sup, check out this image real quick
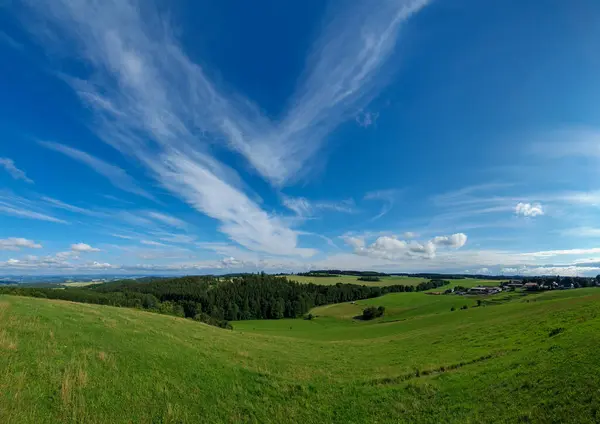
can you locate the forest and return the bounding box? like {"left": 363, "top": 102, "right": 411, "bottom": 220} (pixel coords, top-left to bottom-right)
{"left": 0, "top": 274, "right": 450, "bottom": 328}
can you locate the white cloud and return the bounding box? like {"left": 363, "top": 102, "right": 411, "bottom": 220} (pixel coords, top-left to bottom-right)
{"left": 522, "top": 247, "right": 600, "bottom": 258}
{"left": 145, "top": 211, "right": 188, "bottom": 229}
{"left": 140, "top": 240, "right": 167, "bottom": 247}
{"left": 0, "top": 158, "right": 34, "bottom": 183}
{"left": 38, "top": 141, "right": 153, "bottom": 200}
{"left": 364, "top": 189, "right": 402, "bottom": 221}
{"left": 110, "top": 233, "right": 133, "bottom": 240}
{"left": 0, "top": 205, "right": 67, "bottom": 224}
{"left": 344, "top": 232, "right": 466, "bottom": 261}
{"left": 561, "top": 227, "right": 600, "bottom": 238}
{"left": 502, "top": 265, "right": 600, "bottom": 277}
{"left": 283, "top": 196, "right": 356, "bottom": 218}
{"left": 432, "top": 233, "right": 468, "bottom": 248}
{"left": 88, "top": 261, "right": 114, "bottom": 269}
{"left": 515, "top": 202, "right": 544, "bottom": 217}
{"left": 356, "top": 111, "right": 379, "bottom": 128}
{"left": 340, "top": 235, "right": 366, "bottom": 250}
{"left": 150, "top": 233, "right": 196, "bottom": 244}
{"left": 42, "top": 196, "right": 103, "bottom": 217}
{"left": 0, "top": 238, "right": 42, "bottom": 251}
{"left": 283, "top": 196, "right": 313, "bottom": 217}
{"left": 403, "top": 232, "right": 417, "bottom": 239}
{"left": 70, "top": 243, "right": 100, "bottom": 253}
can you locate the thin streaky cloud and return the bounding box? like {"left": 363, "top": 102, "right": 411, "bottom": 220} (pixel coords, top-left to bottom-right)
{"left": 145, "top": 211, "right": 188, "bottom": 229}
{"left": 0, "top": 204, "right": 68, "bottom": 223}
{"left": 364, "top": 189, "right": 402, "bottom": 221}
{"left": 38, "top": 141, "right": 154, "bottom": 200}
{"left": 0, "top": 158, "right": 34, "bottom": 183}
{"left": 42, "top": 196, "right": 104, "bottom": 217}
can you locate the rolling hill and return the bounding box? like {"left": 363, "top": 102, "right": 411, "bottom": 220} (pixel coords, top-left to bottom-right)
{"left": 2, "top": 288, "right": 600, "bottom": 423}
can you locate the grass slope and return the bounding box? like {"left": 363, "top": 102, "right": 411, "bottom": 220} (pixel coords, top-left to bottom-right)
{"left": 2, "top": 289, "right": 600, "bottom": 423}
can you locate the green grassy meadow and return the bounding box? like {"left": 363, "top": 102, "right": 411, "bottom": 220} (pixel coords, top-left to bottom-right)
{"left": 284, "top": 274, "right": 507, "bottom": 290}
{"left": 283, "top": 274, "right": 429, "bottom": 286}
{"left": 2, "top": 288, "right": 600, "bottom": 423}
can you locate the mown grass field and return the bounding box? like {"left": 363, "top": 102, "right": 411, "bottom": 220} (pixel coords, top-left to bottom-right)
{"left": 2, "top": 288, "right": 600, "bottom": 423}
{"left": 283, "top": 274, "right": 429, "bottom": 286}
{"left": 284, "top": 274, "right": 507, "bottom": 290}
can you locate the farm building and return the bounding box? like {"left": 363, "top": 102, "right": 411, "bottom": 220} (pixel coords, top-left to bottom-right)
{"left": 468, "top": 286, "right": 502, "bottom": 295}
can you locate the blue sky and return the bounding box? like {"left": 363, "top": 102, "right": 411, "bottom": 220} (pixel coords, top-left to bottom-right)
{"left": 1, "top": 0, "right": 600, "bottom": 276}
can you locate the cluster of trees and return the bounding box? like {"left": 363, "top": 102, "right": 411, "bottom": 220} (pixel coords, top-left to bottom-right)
{"left": 0, "top": 274, "right": 450, "bottom": 328}
{"left": 357, "top": 276, "right": 381, "bottom": 282}
{"left": 414, "top": 279, "right": 450, "bottom": 291}
{"left": 361, "top": 306, "right": 385, "bottom": 320}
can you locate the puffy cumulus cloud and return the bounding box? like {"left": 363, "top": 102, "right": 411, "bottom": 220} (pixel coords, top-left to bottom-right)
{"left": 340, "top": 236, "right": 366, "bottom": 250}
{"left": 70, "top": 243, "right": 101, "bottom": 253}
{"left": 403, "top": 232, "right": 417, "bottom": 239}
{"left": 500, "top": 267, "right": 518, "bottom": 274}
{"left": 0, "top": 238, "right": 42, "bottom": 251}
{"left": 344, "top": 233, "right": 467, "bottom": 261}
{"left": 515, "top": 202, "right": 544, "bottom": 217}
{"left": 431, "top": 233, "right": 468, "bottom": 248}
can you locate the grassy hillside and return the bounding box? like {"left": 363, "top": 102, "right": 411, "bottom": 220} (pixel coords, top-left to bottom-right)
{"left": 2, "top": 289, "right": 600, "bottom": 423}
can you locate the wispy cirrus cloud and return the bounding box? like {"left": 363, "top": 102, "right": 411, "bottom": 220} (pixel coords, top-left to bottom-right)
{"left": 145, "top": 211, "right": 188, "bottom": 229}
{"left": 38, "top": 141, "right": 154, "bottom": 200}
{"left": 20, "top": 0, "right": 427, "bottom": 257}
{"left": 42, "top": 196, "right": 105, "bottom": 217}
{"left": 0, "top": 158, "right": 34, "bottom": 183}
{"left": 0, "top": 192, "right": 68, "bottom": 224}
{"left": 364, "top": 189, "right": 402, "bottom": 221}
{"left": 283, "top": 195, "right": 356, "bottom": 218}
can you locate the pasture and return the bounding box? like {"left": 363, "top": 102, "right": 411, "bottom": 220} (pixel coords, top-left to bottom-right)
{"left": 284, "top": 274, "right": 429, "bottom": 286}
{"left": 2, "top": 288, "right": 600, "bottom": 423}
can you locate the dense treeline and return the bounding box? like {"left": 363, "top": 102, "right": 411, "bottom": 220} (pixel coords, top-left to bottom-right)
{"left": 0, "top": 274, "right": 450, "bottom": 328}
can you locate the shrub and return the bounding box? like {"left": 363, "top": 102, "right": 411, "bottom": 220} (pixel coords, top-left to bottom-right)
{"left": 305, "top": 313, "right": 314, "bottom": 320}
{"left": 461, "top": 305, "right": 468, "bottom": 310}
{"left": 362, "top": 306, "right": 385, "bottom": 320}
{"left": 450, "top": 306, "right": 456, "bottom": 311}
